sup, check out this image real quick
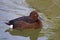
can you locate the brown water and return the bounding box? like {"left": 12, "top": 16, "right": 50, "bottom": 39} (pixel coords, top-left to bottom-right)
{"left": 26, "top": 0, "right": 60, "bottom": 40}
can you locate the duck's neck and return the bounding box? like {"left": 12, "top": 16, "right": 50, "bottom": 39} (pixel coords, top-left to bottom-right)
{"left": 29, "top": 16, "right": 38, "bottom": 22}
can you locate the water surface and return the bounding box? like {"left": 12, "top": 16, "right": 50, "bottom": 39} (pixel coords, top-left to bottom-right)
{"left": 0, "top": 0, "right": 55, "bottom": 40}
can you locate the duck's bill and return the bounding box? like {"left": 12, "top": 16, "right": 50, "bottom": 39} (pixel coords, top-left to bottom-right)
{"left": 38, "top": 17, "right": 44, "bottom": 21}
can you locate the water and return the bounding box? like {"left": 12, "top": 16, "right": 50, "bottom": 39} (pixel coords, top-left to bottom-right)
{"left": 0, "top": 0, "right": 54, "bottom": 40}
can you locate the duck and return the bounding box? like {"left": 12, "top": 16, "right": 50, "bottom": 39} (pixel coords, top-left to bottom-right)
{"left": 5, "top": 11, "right": 42, "bottom": 30}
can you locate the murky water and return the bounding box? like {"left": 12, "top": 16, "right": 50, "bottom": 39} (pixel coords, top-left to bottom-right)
{"left": 26, "top": 0, "right": 60, "bottom": 40}
{"left": 0, "top": 0, "right": 56, "bottom": 40}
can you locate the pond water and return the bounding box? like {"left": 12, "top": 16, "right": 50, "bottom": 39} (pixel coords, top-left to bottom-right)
{"left": 0, "top": 0, "right": 57, "bottom": 40}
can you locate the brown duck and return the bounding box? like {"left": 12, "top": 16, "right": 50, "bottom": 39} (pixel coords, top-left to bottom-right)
{"left": 6, "top": 11, "right": 42, "bottom": 30}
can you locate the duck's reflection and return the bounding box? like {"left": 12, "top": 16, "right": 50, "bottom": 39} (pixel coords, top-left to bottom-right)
{"left": 5, "top": 27, "right": 43, "bottom": 40}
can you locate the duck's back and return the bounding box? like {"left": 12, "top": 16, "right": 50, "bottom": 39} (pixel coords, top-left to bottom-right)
{"left": 9, "top": 16, "right": 35, "bottom": 25}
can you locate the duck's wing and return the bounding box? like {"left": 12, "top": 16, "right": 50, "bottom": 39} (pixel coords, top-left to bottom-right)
{"left": 6, "top": 16, "right": 35, "bottom": 25}
{"left": 20, "top": 16, "right": 35, "bottom": 23}
{"left": 13, "top": 16, "right": 35, "bottom": 23}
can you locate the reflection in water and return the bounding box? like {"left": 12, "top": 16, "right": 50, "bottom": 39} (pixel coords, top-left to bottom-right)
{"left": 5, "top": 27, "right": 43, "bottom": 40}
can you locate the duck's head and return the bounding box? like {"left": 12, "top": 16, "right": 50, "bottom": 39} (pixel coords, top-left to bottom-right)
{"left": 29, "top": 11, "right": 39, "bottom": 21}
